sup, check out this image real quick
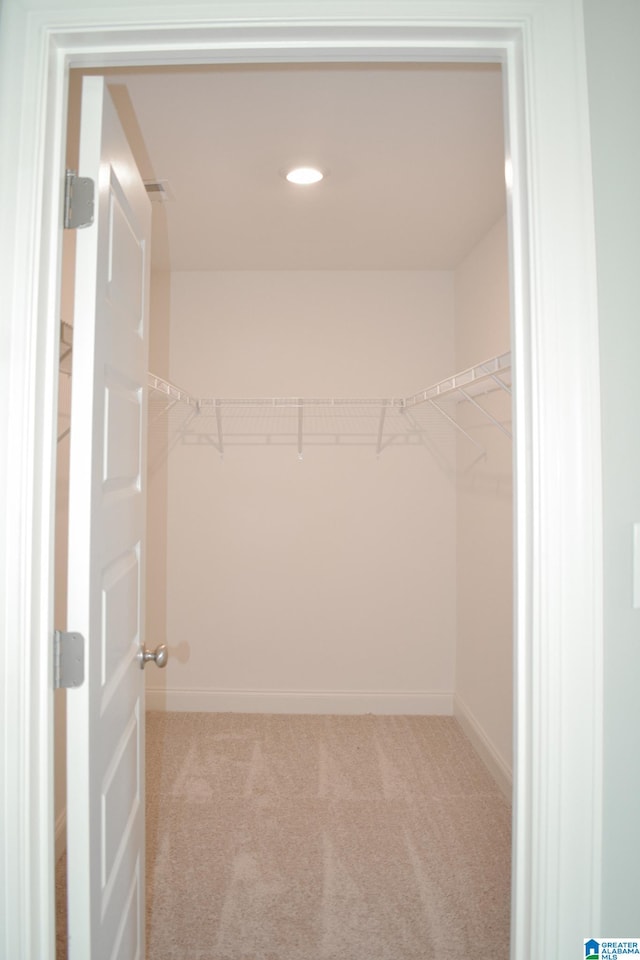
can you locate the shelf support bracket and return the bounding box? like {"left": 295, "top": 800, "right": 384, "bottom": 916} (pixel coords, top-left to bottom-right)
{"left": 458, "top": 388, "right": 512, "bottom": 440}
{"left": 298, "top": 400, "right": 304, "bottom": 460}
{"left": 490, "top": 373, "right": 512, "bottom": 395}
{"left": 376, "top": 402, "right": 388, "bottom": 457}
{"left": 215, "top": 399, "right": 224, "bottom": 459}
{"left": 149, "top": 397, "right": 178, "bottom": 427}
{"left": 428, "top": 399, "right": 485, "bottom": 453}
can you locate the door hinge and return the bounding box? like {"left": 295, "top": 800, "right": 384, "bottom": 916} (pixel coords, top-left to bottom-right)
{"left": 54, "top": 630, "right": 85, "bottom": 689}
{"left": 64, "top": 169, "right": 95, "bottom": 229}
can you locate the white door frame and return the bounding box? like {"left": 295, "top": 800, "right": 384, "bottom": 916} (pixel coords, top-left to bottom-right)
{"left": 0, "top": 2, "right": 602, "bottom": 958}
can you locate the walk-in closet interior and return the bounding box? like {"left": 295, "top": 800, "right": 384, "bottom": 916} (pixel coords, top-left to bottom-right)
{"left": 55, "top": 61, "right": 513, "bottom": 956}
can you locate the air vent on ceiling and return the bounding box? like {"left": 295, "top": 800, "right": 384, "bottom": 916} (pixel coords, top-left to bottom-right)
{"left": 143, "top": 179, "right": 174, "bottom": 203}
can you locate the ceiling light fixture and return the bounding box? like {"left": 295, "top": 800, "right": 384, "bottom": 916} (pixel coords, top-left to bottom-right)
{"left": 285, "top": 166, "right": 324, "bottom": 185}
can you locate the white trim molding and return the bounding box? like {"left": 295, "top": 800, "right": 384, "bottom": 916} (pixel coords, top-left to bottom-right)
{"left": 0, "top": 3, "right": 602, "bottom": 959}
{"left": 454, "top": 695, "right": 512, "bottom": 801}
{"left": 145, "top": 688, "right": 454, "bottom": 715}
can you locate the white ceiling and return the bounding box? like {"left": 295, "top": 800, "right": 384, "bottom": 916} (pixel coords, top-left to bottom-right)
{"left": 75, "top": 63, "right": 506, "bottom": 272}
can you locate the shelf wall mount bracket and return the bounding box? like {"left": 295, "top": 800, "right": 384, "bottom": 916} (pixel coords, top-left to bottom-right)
{"left": 298, "top": 400, "right": 304, "bottom": 461}
{"left": 457, "top": 387, "right": 512, "bottom": 440}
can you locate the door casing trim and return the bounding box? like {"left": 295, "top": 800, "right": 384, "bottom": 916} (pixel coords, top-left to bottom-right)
{"left": 0, "top": 3, "right": 602, "bottom": 958}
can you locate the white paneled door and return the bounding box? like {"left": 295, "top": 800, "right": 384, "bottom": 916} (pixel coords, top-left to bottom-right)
{"left": 66, "top": 77, "right": 151, "bottom": 960}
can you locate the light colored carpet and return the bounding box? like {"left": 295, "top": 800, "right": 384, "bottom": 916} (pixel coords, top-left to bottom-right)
{"left": 145, "top": 713, "right": 511, "bottom": 960}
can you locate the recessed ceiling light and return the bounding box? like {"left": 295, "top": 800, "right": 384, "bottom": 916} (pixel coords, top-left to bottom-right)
{"left": 285, "top": 166, "right": 324, "bottom": 185}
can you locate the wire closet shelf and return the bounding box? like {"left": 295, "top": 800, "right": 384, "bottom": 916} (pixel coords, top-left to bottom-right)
{"left": 147, "top": 352, "right": 512, "bottom": 459}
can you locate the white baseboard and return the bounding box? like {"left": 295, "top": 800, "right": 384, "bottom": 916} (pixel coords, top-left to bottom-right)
{"left": 453, "top": 694, "right": 512, "bottom": 800}
{"left": 145, "top": 687, "right": 454, "bottom": 716}
{"left": 55, "top": 809, "right": 66, "bottom": 861}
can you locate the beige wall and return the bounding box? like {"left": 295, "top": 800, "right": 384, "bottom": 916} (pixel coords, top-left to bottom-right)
{"left": 53, "top": 228, "right": 78, "bottom": 859}
{"left": 454, "top": 216, "right": 513, "bottom": 790}
{"left": 146, "top": 270, "right": 459, "bottom": 712}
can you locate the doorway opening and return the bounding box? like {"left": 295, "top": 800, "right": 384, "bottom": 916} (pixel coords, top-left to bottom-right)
{"left": 57, "top": 66, "right": 512, "bottom": 960}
